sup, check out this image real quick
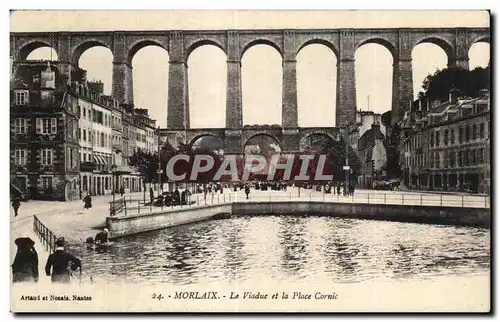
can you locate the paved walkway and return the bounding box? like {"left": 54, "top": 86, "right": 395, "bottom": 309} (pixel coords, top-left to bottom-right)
{"left": 11, "top": 187, "right": 490, "bottom": 245}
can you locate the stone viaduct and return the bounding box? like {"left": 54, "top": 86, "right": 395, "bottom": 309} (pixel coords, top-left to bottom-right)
{"left": 11, "top": 27, "right": 490, "bottom": 153}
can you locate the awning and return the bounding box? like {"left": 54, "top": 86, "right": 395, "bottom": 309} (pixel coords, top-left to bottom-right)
{"left": 100, "top": 156, "right": 108, "bottom": 165}
{"left": 93, "top": 155, "right": 102, "bottom": 165}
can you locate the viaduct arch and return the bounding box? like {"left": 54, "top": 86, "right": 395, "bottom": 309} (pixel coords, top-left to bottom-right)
{"left": 11, "top": 27, "right": 489, "bottom": 153}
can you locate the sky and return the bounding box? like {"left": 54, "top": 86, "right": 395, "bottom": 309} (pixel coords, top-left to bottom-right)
{"left": 11, "top": 11, "right": 490, "bottom": 129}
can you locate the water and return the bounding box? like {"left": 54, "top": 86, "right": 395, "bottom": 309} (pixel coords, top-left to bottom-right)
{"left": 68, "top": 216, "right": 490, "bottom": 285}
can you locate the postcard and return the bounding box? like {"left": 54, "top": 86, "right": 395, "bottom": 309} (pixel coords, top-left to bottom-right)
{"left": 10, "top": 10, "right": 491, "bottom": 313}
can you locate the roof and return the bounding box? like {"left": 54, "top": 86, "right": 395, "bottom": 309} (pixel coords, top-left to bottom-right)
{"left": 358, "top": 125, "right": 385, "bottom": 151}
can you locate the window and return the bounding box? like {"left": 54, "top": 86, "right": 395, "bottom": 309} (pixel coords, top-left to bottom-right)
{"left": 430, "top": 133, "right": 434, "bottom": 147}
{"left": 41, "top": 176, "right": 53, "bottom": 190}
{"left": 480, "top": 123, "right": 485, "bottom": 139}
{"left": 472, "top": 124, "right": 477, "bottom": 140}
{"left": 450, "top": 152, "right": 456, "bottom": 168}
{"left": 79, "top": 128, "right": 82, "bottom": 140}
{"left": 14, "top": 90, "right": 28, "bottom": 105}
{"left": 73, "top": 120, "right": 78, "bottom": 139}
{"left": 464, "top": 149, "right": 469, "bottom": 166}
{"left": 459, "top": 127, "right": 463, "bottom": 143}
{"left": 450, "top": 129, "right": 455, "bottom": 144}
{"left": 83, "top": 108, "right": 87, "bottom": 118}
{"left": 478, "top": 148, "right": 485, "bottom": 164}
{"left": 466, "top": 126, "right": 471, "bottom": 141}
{"left": 471, "top": 149, "right": 476, "bottom": 165}
{"left": 41, "top": 148, "right": 53, "bottom": 166}
{"left": 444, "top": 129, "right": 448, "bottom": 146}
{"left": 77, "top": 105, "right": 81, "bottom": 117}
{"left": 435, "top": 131, "right": 440, "bottom": 147}
{"left": 14, "top": 148, "right": 27, "bottom": 166}
{"left": 72, "top": 149, "right": 77, "bottom": 168}
{"left": 101, "top": 133, "right": 105, "bottom": 147}
{"left": 36, "top": 118, "right": 57, "bottom": 134}
{"left": 435, "top": 152, "right": 440, "bottom": 168}
{"left": 67, "top": 148, "right": 71, "bottom": 168}
{"left": 14, "top": 118, "right": 27, "bottom": 134}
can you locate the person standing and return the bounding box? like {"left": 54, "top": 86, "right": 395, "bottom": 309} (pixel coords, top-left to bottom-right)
{"left": 149, "top": 187, "right": 154, "bottom": 203}
{"left": 12, "top": 237, "right": 39, "bottom": 283}
{"left": 83, "top": 194, "right": 92, "bottom": 209}
{"left": 45, "top": 237, "right": 81, "bottom": 284}
{"left": 12, "top": 197, "right": 20, "bottom": 217}
{"left": 245, "top": 185, "right": 250, "bottom": 200}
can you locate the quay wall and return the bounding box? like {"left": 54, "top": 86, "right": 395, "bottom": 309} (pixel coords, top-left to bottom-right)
{"left": 106, "top": 203, "right": 232, "bottom": 239}
{"left": 106, "top": 201, "right": 490, "bottom": 239}
{"left": 232, "top": 202, "right": 490, "bottom": 228}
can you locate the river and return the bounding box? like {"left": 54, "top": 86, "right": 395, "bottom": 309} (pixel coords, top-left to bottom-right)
{"left": 68, "top": 215, "right": 490, "bottom": 285}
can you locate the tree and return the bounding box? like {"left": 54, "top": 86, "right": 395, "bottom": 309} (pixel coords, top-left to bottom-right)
{"left": 419, "top": 66, "right": 490, "bottom": 103}
{"left": 129, "top": 148, "right": 157, "bottom": 191}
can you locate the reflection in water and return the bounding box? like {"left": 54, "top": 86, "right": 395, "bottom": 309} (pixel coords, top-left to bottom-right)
{"left": 278, "top": 216, "right": 309, "bottom": 277}
{"left": 67, "top": 216, "right": 490, "bottom": 285}
{"left": 323, "top": 218, "right": 362, "bottom": 281}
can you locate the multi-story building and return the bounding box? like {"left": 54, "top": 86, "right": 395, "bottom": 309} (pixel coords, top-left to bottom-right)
{"left": 10, "top": 61, "right": 80, "bottom": 201}
{"left": 347, "top": 110, "right": 389, "bottom": 188}
{"left": 75, "top": 82, "right": 116, "bottom": 196}
{"left": 356, "top": 123, "right": 387, "bottom": 188}
{"left": 134, "top": 108, "right": 158, "bottom": 154}
{"left": 349, "top": 110, "right": 386, "bottom": 151}
{"left": 400, "top": 89, "right": 490, "bottom": 194}
{"left": 11, "top": 60, "right": 159, "bottom": 200}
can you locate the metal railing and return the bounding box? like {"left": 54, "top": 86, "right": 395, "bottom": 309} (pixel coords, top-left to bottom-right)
{"left": 33, "top": 215, "right": 57, "bottom": 252}
{"left": 107, "top": 188, "right": 489, "bottom": 216}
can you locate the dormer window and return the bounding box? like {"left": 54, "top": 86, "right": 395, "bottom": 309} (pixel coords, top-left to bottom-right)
{"left": 14, "top": 90, "right": 28, "bottom": 105}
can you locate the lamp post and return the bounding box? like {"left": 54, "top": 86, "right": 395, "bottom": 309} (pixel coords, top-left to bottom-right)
{"left": 111, "top": 164, "right": 117, "bottom": 203}
{"left": 156, "top": 126, "right": 162, "bottom": 195}
{"left": 343, "top": 122, "right": 352, "bottom": 195}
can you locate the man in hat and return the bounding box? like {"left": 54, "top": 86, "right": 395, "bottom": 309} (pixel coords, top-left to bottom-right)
{"left": 45, "top": 237, "right": 81, "bottom": 284}
{"left": 94, "top": 228, "right": 109, "bottom": 245}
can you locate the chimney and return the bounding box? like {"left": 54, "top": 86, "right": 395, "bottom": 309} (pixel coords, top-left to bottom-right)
{"left": 371, "top": 121, "right": 381, "bottom": 132}
{"left": 449, "top": 88, "right": 459, "bottom": 104}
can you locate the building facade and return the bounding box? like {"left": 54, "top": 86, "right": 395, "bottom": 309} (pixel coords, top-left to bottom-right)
{"left": 76, "top": 83, "right": 115, "bottom": 196}
{"left": 400, "top": 89, "right": 490, "bottom": 194}
{"left": 10, "top": 61, "right": 159, "bottom": 200}
{"left": 11, "top": 61, "right": 80, "bottom": 201}
{"left": 348, "top": 110, "right": 389, "bottom": 188}
{"left": 349, "top": 110, "right": 386, "bottom": 151}
{"left": 357, "top": 123, "right": 387, "bottom": 188}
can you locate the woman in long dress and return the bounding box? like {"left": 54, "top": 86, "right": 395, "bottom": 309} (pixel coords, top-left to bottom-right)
{"left": 12, "top": 237, "right": 39, "bottom": 283}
